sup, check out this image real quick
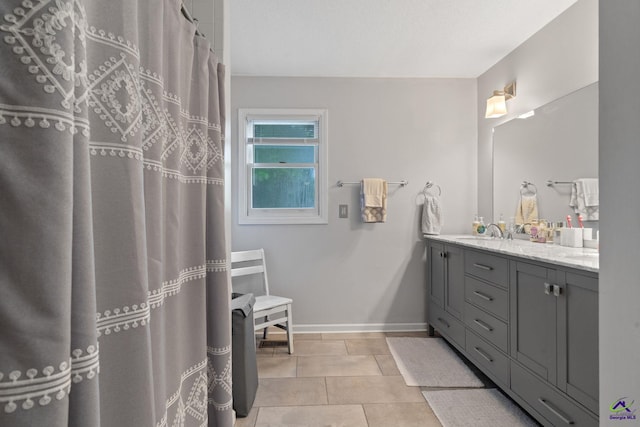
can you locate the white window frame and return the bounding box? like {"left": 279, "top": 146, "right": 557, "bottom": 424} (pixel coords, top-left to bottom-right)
{"left": 238, "top": 108, "right": 328, "bottom": 225}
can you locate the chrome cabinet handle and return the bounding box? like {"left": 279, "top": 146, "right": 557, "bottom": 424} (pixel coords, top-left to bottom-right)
{"left": 553, "top": 284, "right": 563, "bottom": 297}
{"left": 473, "top": 263, "right": 493, "bottom": 271}
{"left": 473, "top": 319, "right": 494, "bottom": 332}
{"left": 544, "top": 282, "right": 552, "bottom": 295}
{"left": 437, "top": 317, "right": 450, "bottom": 328}
{"left": 537, "top": 398, "right": 574, "bottom": 425}
{"left": 473, "top": 290, "right": 493, "bottom": 301}
{"left": 474, "top": 346, "right": 493, "bottom": 363}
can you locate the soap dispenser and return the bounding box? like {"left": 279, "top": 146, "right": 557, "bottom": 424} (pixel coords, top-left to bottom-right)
{"left": 477, "top": 217, "right": 487, "bottom": 236}
{"left": 498, "top": 214, "right": 506, "bottom": 234}
{"left": 472, "top": 215, "right": 480, "bottom": 236}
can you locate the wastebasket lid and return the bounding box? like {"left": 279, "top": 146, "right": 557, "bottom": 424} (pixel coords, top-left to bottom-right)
{"left": 231, "top": 293, "right": 255, "bottom": 317}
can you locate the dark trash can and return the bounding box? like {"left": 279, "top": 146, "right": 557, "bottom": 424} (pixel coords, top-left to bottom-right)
{"left": 231, "top": 293, "right": 258, "bottom": 417}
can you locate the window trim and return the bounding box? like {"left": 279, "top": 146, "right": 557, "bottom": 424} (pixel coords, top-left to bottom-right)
{"left": 238, "top": 108, "right": 328, "bottom": 225}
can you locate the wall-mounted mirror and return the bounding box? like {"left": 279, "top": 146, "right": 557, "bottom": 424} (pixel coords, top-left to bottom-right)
{"left": 493, "top": 82, "right": 598, "bottom": 226}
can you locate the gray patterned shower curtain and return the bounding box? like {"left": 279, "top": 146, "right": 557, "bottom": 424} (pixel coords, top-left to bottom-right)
{"left": 0, "top": 1, "right": 232, "bottom": 426}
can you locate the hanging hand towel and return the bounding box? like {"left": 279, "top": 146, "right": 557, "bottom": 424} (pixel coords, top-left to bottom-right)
{"left": 515, "top": 193, "right": 539, "bottom": 225}
{"left": 569, "top": 178, "right": 599, "bottom": 220}
{"left": 361, "top": 178, "right": 387, "bottom": 223}
{"left": 421, "top": 193, "right": 443, "bottom": 235}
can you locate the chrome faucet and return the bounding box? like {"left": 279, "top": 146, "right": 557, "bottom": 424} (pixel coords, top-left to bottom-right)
{"left": 486, "top": 223, "right": 504, "bottom": 239}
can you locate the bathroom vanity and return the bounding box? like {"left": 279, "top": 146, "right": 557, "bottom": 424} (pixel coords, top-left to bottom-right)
{"left": 425, "top": 235, "right": 599, "bottom": 427}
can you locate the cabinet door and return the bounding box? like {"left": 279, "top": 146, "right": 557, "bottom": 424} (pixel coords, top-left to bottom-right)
{"left": 557, "top": 271, "right": 599, "bottom": 414}
{"left": 427, "top": 241, "right": 445, "bottom": 309}
{"left": 510, "top": 261, "right": 557, "bottom": 384}
{"left": 444, "top": 244, "right": 464, "bottom": 320}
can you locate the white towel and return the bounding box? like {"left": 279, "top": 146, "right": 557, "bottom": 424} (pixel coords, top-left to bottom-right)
{"left": 421, "top": 194, "right": 442, "bottom": 235}
{"left": 362, "top": 178, "right": 385, "bottom": 207}
{"left": 361, "top": 179, "right": 387, "bottom": 223}
{"left": 570, "top": 178, "right": 599, "bottom": 220}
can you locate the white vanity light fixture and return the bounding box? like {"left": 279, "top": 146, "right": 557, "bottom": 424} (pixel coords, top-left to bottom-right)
{"left": 485, "top": 81, "right": 516, "bottom": 119}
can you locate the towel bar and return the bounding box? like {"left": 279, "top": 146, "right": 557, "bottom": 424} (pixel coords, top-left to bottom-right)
{"left": 546, "top": 180, "right": 573, "bottom": 186}
{"left": 336, "top": 180, "right": 408, "bottom": 187}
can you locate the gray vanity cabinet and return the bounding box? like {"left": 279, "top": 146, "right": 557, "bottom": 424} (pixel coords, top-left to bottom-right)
{"left": 510, "top": 261, "right": 599, "bottom": 425}
{"left": 426, "top": 241, "right": 445, "bottom": 309}
{"left": 510, "top": 261, "right": 558, "bottom": 384}
{"left": 425, "top": 237, "right": 599, "bottom": 426}
{"left": 557, "top": 271, "right": 599, "bottom": 414}
{"left": 426, "top": 241, "right": 465, "bottom": 349}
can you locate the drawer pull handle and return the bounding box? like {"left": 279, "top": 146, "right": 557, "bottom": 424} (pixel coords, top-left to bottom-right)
{"left": 473, "top": 263, "right": 493, "bottom": 271}
{"left": 474, "top": 319, "right": 494, "bottom": 332}
{"left": 537, "top": 398, "right": 574, "bottom": 425}
{"left": 544, "top": 282, "right": 552, "bottom": 295}
{"left": 473, "top": 346, "right": 493, "bottom": 363}
{"left": 553, "top": 284, "right": 563, "bottom": 297}
{"left": 473, "top": 291, "right": 493, "bottom": 301}
{"left": 437, "top": 317, "right": 450, "bottom": 328}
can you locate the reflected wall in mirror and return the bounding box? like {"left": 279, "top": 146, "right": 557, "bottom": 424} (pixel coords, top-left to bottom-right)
{"left": 493, "top": 82, "right": 598, "bottom": 226}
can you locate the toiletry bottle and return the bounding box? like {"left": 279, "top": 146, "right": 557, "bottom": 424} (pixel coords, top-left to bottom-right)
{"left": 498, "top": 214, "right": 506, "bottom": 234}
{"left": 472, "top": 215, "right": 480, "bottom": 236}
{"left": 536, "top": 220, "right": 547, "bottom": 243}
{"left": 477, "top": 217, "right": 486, "bottom": 236}
{"left": 546, "top": 221, "right": 555, "bottom": 243}
{"left": 554, "top": 221, "right": 564, "bottom": 245}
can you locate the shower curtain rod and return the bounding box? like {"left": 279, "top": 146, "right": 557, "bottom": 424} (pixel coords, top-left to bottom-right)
{"left": 181, "top": 3, "right": 205, "bottom": 37}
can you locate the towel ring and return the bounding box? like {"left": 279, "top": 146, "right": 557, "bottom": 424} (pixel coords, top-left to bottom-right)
{"left": 423, "top": 181, "right": 442, "bottom": 197}
{"left": 520, "top": 181, "right": 537, "bottom": 196}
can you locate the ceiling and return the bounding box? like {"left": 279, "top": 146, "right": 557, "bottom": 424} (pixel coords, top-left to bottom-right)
{"left": 230, "top": 0, "right": 577, "bottom": 78}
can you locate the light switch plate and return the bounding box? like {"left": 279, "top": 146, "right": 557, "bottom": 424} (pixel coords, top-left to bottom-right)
{"left": 339, "top": 204, "right": 348, "bottom": 218}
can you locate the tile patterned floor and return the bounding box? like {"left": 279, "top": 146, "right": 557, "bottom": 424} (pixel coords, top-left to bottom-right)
{"left": 235, "top": 331, "right": 444, "bottom": 427}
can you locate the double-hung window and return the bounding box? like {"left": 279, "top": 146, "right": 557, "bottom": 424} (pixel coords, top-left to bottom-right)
{"left": 238, "top": 109, "right": 328, "bottom": 224}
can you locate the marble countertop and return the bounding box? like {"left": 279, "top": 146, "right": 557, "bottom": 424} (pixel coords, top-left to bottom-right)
{"left": 424, "top": 234, "right": 599, "bottom": 273}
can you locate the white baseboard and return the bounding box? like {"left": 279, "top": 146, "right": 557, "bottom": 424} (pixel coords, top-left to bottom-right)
{"left": 290, "top": 323, "right": 428, "bottom": 334}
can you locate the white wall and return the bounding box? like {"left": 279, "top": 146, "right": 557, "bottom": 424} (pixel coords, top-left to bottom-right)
{"left": 231, "top": 77, "right": 477, "bottom": 331}
{"left": 599, "top": 2, "right": 640, "bottom": 424}
{"left": 477, "top": 0, "right": 598, "bottom": 220}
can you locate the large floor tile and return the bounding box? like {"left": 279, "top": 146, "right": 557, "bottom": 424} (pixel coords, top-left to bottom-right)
{"left": 374, "top": 355, "right": 401, "bottom": 376}
{"left": 321, "top": 332, "right": 387, "bottom": 340}
{"left": 257, "top": 356, "right": 297, "bottom": 378}
{"left": 255, "top": 405, "right": 368, "bottom": 427}
{"left": 384, "top": 331, "right": 429, "bottom": 338}
{"left": 364, "top": 402, "right": 442, "bottom": 427}
{"left": 297, "top": 355, "right": 382, "bottom": 377}
{"left": 292, "top": 333, "right": 323, "bottom": 341}
{"left": 254, "top": 377, "right": 328, "bottom": 407}
{"left": 345, "top": 338, "right": 391, "bottom": 355}
{"left": 326, "top": 376, "right": 424, "bottom": 404}
{"left": 276, "top": 339, "right": 347, "bottom": 356}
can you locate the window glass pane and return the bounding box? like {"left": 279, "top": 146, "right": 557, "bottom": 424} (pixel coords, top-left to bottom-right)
{"left": 254, "top": 145, "right": 315, "bottom": 164}
{"left": 252, "top": 168, "right": 316, "bottom": 209}
{"left": 254, "top": 123, "right": 316, "bottom": 138}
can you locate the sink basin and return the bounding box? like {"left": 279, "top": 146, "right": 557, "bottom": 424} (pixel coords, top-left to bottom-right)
{"left": 562, "top": 253, "right": 599, "bottom": 260}
{"left": 455, "top": 236, "right": 495, "bottom": 241}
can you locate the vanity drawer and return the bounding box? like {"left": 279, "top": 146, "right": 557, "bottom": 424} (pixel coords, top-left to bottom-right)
{"left": 428, "top": 303, "right": 465, "bottom": 350}
{"left": 464, "top": 302, "right": 508, "bottom": 352}
{"left": 465, "top": 330, "right": 509, "bottom": 386}
{"left": 511, "top": 361, "right": 598, "bottom": 427}
{"left": 464, "top": 276, "right": 509, "bottom": 320}
{"left": 464, "top": 250, "right": 509, "bottom": 288}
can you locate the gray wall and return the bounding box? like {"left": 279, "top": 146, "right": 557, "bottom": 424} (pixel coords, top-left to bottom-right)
{"left": 599, "top": 2, "right": 640, "bottom": 424}
{"left": 477, "top": 0, "right": 598, "bottom": 220}
{"left": 231, "top": 77, "right": 477, "bottom": 331}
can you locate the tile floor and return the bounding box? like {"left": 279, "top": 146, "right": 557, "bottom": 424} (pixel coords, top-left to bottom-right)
{"left": 235, "top": 331, "right": 496, "bottom": 427}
